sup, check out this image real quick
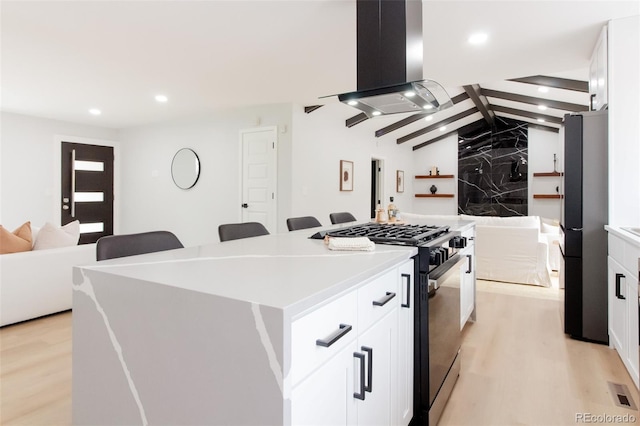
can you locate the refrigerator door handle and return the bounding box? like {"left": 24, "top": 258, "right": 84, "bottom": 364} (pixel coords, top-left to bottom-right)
{"left": 569, "top": 227, "right": 583, "bottom": 231}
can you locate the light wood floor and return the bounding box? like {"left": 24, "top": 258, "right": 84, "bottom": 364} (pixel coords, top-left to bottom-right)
{"left": 440, "top": 279, "right": 640, "bottom": 426}
{"left": 1, "top": 280, "right": 638, "bottom": 425}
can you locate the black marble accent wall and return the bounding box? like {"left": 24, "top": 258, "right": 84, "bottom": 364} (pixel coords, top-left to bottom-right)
{"left": 458, "top": 117, "right": 528, "bottom": 216}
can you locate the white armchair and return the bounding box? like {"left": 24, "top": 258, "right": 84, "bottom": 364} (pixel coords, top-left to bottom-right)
{"left": 398, "top": 212, "right": 553, "bottom": 287}
{"left": 460, "top": 214, "right": 551, "bottom": 287}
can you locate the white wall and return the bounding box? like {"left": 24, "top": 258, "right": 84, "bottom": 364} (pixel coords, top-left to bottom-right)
{"left": 608, "top": 15, "right": 640, "bottom": 226}
{"left": 118, "top": 105, "right": 293, "bottom": 247}
{"left": 528, "top": 127, "right": 563, "bottom": 221}
{"left": 410, "top": 134, "right": 459, "bottom": 215}
{"left": 290, "top": 104, "right": 415, "bottom": 224}
{"left": 118, "top": 103, "right": 418, "bottom": 245}
{"left": 0, "top": 112, "right": 120, "bottom": 228}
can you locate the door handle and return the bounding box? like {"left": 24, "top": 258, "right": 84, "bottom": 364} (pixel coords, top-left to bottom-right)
{"left": 466, "top": 254, "right": 473, "bottom": 274}
{"left": 372, "top": 292, "right": 396, "bottom": 306}
{"left": 71, "top": 149, "right": 76, "bottom": 217}
{"left": 361, "top": 346, "right": 373, "bottom": 393}
{"left": 615, "top": 273, "right": 626, "bottom": 300}
{"left": 315, "top": 324, "right": 352, "bottom": 347}
{"left": 241, "top": 203, "right": 248, "bottom": 208}
{"left": 353, "top": 352, "right": 366, "bottom": 400}
{"left": 401, "top": 273, "right": 411, "bottom": 308}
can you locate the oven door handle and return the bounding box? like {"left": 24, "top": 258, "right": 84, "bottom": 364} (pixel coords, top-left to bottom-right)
{"left": 428, "top": 255, "right": 466, "bottom": 296}
{"left": 429, "top": 254, "right": 463, "bottom": 282}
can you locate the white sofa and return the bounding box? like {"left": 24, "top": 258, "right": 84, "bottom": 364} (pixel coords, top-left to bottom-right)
{"left": 460, "top": 215, "right": 552, "bottom": 287}
{"left": 0, "top": 244, "right": 96, "bottom": 327}
{"left": 399, "top": 212, "right": 554, "bottom": 287}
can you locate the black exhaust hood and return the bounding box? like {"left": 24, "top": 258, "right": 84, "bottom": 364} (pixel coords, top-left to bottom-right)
{"left": 336, "top": 0, "right": 452, "bottom": 118}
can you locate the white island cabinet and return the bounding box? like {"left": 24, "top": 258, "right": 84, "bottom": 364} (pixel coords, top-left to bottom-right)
{"left": 459, "top": 225, "right": 476, "bottom": 329}
{"left": 72, "top": 232, "right": 417, "bottom": 426}
{"left": 605, "top": 226, "right": 639, "bottom": 389}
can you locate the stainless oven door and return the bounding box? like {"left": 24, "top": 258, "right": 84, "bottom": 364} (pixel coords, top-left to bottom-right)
{"left": 428, "top": 254, "right": 464, "bottom": 411}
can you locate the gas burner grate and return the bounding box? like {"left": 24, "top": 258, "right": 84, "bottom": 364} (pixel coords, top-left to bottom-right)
{"left": 327, "top": 223, "right": 450, "bottom": 246}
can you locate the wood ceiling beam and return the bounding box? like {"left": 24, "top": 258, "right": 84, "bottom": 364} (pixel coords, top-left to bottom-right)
{"left": 346, "top": 112, "right": 369, "bottom": 128}
{"left": 304, "top": 105, "right": 324, "bottom": 114}
{"left": 481, "top": 88, "right": 588, "bottom": 112}
{"left": 491, "top": 105, "right": 564, "bottom": 124}
{"left": 411, "top": 129, "right": 458, "bottom": 151}
{"left": 508, "top": 75, "right": 589, "bottom": 93}
{"left": 450, "top": 92, "right": 471, "bottom": 105}
{"left": 526, "top": 122, "right": 560, "bottom": 133}
{"left": 413, "top": 112, "right": 559, "bottom": 152}
{"left": 463, "top": 84, "right": 494, "bottom": 125}
{"left": 397, "top": 107, "right": 478, "bottom": 144}
{"left": 455, "top": 119, "right": 489, "bottom": 140}
{"left": 374, "top": 92, "right": 470, "bottom": 137}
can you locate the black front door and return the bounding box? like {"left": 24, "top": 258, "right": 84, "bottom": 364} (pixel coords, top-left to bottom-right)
{"left": 61, "top": 142, "right": 114, "bottom": 244}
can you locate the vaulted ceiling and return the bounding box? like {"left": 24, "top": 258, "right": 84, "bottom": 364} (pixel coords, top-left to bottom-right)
{"left": 308, "top": 72, "right": 591, "bottom": 150}
{"left": 1, "top": 1, "right": 637, "bottom": 129}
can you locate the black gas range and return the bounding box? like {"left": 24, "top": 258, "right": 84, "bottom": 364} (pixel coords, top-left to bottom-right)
{"left": 325, "top": 223, "right": 467, "bottom": 280}
{"left": 323, "top": 222, "right": 468, "bottom": 426}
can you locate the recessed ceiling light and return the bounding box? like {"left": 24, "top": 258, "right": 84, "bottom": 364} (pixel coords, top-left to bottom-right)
{"left": 538, "top": 86, "right": 549, "bottom": 93}
{"left": 348, "top": 100, "right": 358, "bottom": 106}
{"left": 538, "top": 105, "right": 547, "bottom": 111}
{"left": 372, "top": 111, "right": 382, "bottom": 116}
{"left": 439, "top": 126, "right": 447, "bottom": 132}
{"left": 425, "top": 116, "right": 433, "bottom": 121}
{"left": 89, "top": 108, "right": 101, "bottom": 116}
{"left": 537, "top": 118, "right": 545, "bottom": 123}
{"left": 404, "top": 91, "right": 416, "bottom": 98}
{"left": 468, "top": 32, "right": 488, "bottom": 45}
{"left": 423, "top": 104, "right": 434, "bottom": 110}
{"left": 155, "top": 95, "right": 168, "bottom": 103}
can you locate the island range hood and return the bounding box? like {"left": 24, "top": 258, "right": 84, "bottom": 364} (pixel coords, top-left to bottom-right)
{"left": 336, "top": 0, "right": 452, "bottom": 118}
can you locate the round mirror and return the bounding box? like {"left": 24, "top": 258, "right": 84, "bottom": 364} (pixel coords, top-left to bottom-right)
{"left": 171, "top": 148, "right": 200, "bottom": 189}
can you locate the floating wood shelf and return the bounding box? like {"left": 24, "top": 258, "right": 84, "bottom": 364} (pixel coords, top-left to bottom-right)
{"left": 533, "top": 172, "right": 564, "bottom": 177}
{"left": 415, "top": 194, "right": 455, "bottom": 198}
{"left": 415, "top": 174, "right": 455, "bottom": 179}
{"left": 533, "top": 194, "right": 564, "bottom": 199}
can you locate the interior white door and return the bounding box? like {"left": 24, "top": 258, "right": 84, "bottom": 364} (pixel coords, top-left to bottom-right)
{"left": 240, "top": 127, "right": 277, "bottom": 233}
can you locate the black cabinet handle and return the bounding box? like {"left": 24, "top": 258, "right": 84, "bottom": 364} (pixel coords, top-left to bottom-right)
{"left": 316, "top": 324, "right": 352, "bottom": 347}
{"left": 372, "top": 292, "right": 396, "bottom": 307}
{"left": 615, "top": 273, "right": 626, "bottom": 300}
{"left": 353, "top": 352, "right": 366, "bottom": 400}
{"left": 466, "top": 254, "right": 473, "bottom": 274}
{"left": 362, "top": 346, "right": 373, "bottom": 393}
{"left": 241, "top": 203, "right": 248, "bottom": 208}
{"left": 401, "top": 274, "right": 411, "bottom": 308}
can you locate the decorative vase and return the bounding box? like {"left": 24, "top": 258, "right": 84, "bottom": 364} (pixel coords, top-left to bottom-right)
{"left": 430, "top": 185, "right": 437, "bottom": 194}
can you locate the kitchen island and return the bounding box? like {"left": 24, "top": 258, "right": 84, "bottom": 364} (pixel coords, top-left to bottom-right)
{"left": 72, "top": 230, "right": 418, "bottom": 425}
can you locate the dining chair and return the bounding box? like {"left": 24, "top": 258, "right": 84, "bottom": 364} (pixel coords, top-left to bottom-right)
{"left": 286, "top": 216, "right": 322, "bottom": 231}
{"left": 329, "top": 212, "right": 357, "bottom": 225}
{"left": 218, "top": 222, "right": 270, "bottom": 242}
{"left": 96, "top": 231, "right": 184, "bottom": 261}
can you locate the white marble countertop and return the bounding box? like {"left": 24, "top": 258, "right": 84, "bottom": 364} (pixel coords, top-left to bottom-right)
{"left": 78, "top": 228, "right": 418, "bottom": 317}
{"left": 605, "top": 225, "right": 640, "bottom": 248}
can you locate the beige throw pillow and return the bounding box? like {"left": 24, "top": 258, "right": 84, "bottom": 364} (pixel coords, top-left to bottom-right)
{"left": 33, "top": 220, "right": 80, "bottom": 250}
{"left": 0, "top": 221, "right": 33, "bottom": 254}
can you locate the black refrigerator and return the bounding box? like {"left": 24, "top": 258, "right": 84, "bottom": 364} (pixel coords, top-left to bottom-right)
{"left": 561, "top": 110, "right": 608, "bottom": 344}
